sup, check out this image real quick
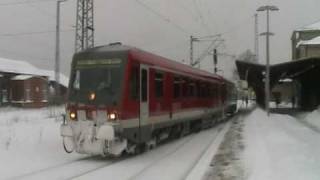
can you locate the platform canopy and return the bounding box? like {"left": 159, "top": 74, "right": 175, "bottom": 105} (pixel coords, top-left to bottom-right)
{"left": 236, "top": 57, "right": 320, "bottom": 110}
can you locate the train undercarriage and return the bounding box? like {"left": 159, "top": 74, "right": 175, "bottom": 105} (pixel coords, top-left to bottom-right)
{"left": 60, "top": 107, "right": 233, "bottom": 157}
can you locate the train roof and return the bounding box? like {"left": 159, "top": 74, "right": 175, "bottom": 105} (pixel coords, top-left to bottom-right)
{"left": 74, "top": 43, "right": 226, "bottom": 83}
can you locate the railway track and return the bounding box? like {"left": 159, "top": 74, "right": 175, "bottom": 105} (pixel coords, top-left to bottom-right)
{"left": 8, "top": 155, "right": 125, "bottom": 180}
{"left": 8, "top": 115, "right": 238, "bottom": 180}
{"left": 128, "top": 125, "right": 227, "bottom": 180}
{"left": 73, "top": 119, "right": 233, "bottom": 180}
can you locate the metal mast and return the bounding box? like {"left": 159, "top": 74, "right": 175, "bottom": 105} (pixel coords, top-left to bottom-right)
{"left": 257, "top": 5, "right": 279, "bottom": 116}
{"left": 190, "top": 36, "right": 195, "bottom": 66}
{"left": 254, "top": 13, "right": 259, "bottom": 63}
{"left": 55, "top": 0, "right": 67, "bottom": 98}
{"left": 75, "top": 0, "right": 94, "bottom": 53}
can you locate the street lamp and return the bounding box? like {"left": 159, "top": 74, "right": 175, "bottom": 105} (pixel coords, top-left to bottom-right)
{"left": 55, "top": 0, "right": 67, "bottom": 99}
{"left": 257, "top": 5, "right": 279, "bottom": 116}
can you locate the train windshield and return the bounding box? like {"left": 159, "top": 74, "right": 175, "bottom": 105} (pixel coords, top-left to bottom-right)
{"left": 69, "top": 58, "right": 126, "bottom": 105}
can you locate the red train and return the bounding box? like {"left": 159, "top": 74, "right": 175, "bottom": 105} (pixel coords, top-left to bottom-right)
{"left": 60, "top": 43, "right": 237, "bottom": 156}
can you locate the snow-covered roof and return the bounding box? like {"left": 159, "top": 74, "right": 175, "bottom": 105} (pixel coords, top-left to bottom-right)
{"left": 279, "top": 78, "right": 293, "bottom": 82}
{"left": 0, "top": 57, "right": 69, "bottom": 87}
{"left": 40, "top": 70, "right": 69, "bottom": 87}
{"left": 297, "top": 21, "right": 320, "bottom": 31}
{"left": 297, "top": 36, "right": 320, "bottom": 47}
{"left": 0, "top": 57, "right": 45, "bottom": 76}
{"left": 11, "top": 75, "right": 36, "bottom": 81}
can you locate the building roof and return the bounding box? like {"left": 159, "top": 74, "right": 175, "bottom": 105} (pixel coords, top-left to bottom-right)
{"left": 0, "top": 57, "right": 43, "bottom": 75}
{"left": 11, "top": 75, "right": 37, "bottom": 81}
{"left": 0, "top": 57, "right": 69, "bottom": 87}
{"left": 236, "top": 57, "right": 320, "bottom": 108}
{"left": 297, "top": 21, "right": 320, "bottom": 31}
{"left": 297, "top": 36, "right": 320, "bottom": 47}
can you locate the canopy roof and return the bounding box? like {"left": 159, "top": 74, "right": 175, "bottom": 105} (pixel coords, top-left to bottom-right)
{"left": 236, "top": 57, "right": 320, "bottom": 109}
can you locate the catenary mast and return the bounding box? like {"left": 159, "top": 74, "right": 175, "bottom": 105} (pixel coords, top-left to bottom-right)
{"left": 75, "top": 0, "right": 94, "bottom": 52}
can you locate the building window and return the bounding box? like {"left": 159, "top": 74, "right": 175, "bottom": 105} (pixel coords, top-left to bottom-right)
{"left": 35, "top": 86, "right": 40, "bottom": 93}
{"left": 130, "top": 67, "right": 139, "bottom": 100}
{"left": 25, "top": 89, "right": 31, "bottom": 102}
{"left": 2, "top": 89, "right": 8, "bottom": 103}
{"left": 42, "top": 89, "right": 48, "bottom": 102}
{"left": 155, "top": 72, "right": 164, "bottom": 98}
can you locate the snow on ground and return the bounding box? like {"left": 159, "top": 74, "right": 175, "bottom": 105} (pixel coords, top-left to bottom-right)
{"left": 74, "top": 123, "right": 231, "bottom": 180}
{"left": 0, "top": 107, "right": 86, "bottom": 180}
{"left": 0, "top": 107, "right": 232, "bottom": 180}
{"left": 202, "top": 112, "right": 247, "bottom": 180}
{"left": 243, "top": 108, "right": 320, "bottom": 180}
{"left": 301, "top": 107, "right": 320, "bottom": 130}
{"left": 3, "top": 105, "right": 320, "bottom": 180}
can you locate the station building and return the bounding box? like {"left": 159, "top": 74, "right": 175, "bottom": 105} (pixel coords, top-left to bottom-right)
{"left": 237, "top": 21, "right": 320, "bottom": 110}
{"left": 0, "top": 57, "right": 69, "bottom": 108}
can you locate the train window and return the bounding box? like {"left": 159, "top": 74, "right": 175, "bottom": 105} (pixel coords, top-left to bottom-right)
{"left": 196, "top": 82, "right": 201, "bottom": 97}
{"left": 155, "top": 72, "right": 164, "bottom": 98}
{"left": 174, "top": 77, "right": 181, "bottom": 99}
{"left": 189, "top": 81, "right": 195, "bottom": 97}
{"left": 182, "top": 78, "right": 188, "bottom": 97}
{"left": 130, "top": 67, "right": 139, "bottom": 100}
{"left": 141, "top": 69, "right": 148, "bottom": 102}
{"left": 199, "top": 83, "right": 206, "bottom": 98}
{"left": 205, "top": 84, "right": 210, "bottom": 98}
{"left": 212, "top": 85, "right": 217, "bottom": 98}
{"left": 73, "top": 71, "right": 80, "bottom": 90}
{"left": 208, "top": 85, "right": 212, "bottom": 97}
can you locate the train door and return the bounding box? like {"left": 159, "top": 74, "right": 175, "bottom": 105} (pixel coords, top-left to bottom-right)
{"left": 140, "top": 65, "right": 149, "bottom": 131}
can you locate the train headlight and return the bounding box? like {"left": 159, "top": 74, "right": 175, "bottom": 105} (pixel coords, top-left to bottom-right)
{"left": 108, "top": 112, "right": 117, "bottom": 121}
{"left": 89, "top": 92, "right": 96, "bottom": 101}
{"left": 70, "top": 111, "right": 77, "bottom": 120}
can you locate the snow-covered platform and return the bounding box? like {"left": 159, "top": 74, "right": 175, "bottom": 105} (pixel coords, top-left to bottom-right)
{"left": 204, "top": 107, "right": 320, "bottom": 180}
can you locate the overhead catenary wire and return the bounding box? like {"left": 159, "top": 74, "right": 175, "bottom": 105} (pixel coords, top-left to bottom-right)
{"left": 134, "top": 0, "right": 191, "bottom": 36}
{"left": 26, "top": 2, "right": 56, "bottom": 19}
{"left": 174, "top": 0, "right": 211, "bottom": 35}
{"left": 174, "top": 0, "right": 199, "bottom": 23}
{"left": 0, "top": 47, "right": 52, "bottom": 61}
{"left": 219, "top": 15, "right": 254, "bottom": 36}
{"left": 192, "top": 0, "right": 211, "bottom": 34}
{"left": 0, "top": 0, "right": 58, "bottom": 6}
{"left": 0, "top": 29, "right": 74, "bottom": 37}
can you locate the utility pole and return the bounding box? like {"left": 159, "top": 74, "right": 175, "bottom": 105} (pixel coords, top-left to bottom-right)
{"left": 75, "top": 0, "right": 94, "bottom": 53}
{"left": 257, "top": 5, "right": 279, "bottom": 116}
{"left": 254, "top": 13, "right": 259, "bottom": 63}
{"left": 55, "top": 0, "right": 67, "bottom": 98}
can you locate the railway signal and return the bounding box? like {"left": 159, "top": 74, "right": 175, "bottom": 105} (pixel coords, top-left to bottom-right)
{"left": 213, "top": 49, "right": 218, "bottom": 73}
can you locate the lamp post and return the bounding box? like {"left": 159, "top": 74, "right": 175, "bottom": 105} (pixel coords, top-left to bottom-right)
{"left": 257, "top": 5, "right": 279, "bottom": 116}
{"left": 55, "top": 0, "right": 67, "bottom": 99}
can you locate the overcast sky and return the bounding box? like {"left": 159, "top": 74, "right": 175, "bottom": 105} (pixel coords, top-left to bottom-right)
{"left": 0, "top": 0, "right": 320, "bottom": 80}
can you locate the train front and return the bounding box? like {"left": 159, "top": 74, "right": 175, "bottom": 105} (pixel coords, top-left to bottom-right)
{"left": 60, "top": 47, "right": 128, "bottom": 156}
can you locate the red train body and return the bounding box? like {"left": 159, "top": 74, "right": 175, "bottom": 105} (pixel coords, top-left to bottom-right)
{"left": 61, "top": 44, "right": 237, "bottom": 156}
